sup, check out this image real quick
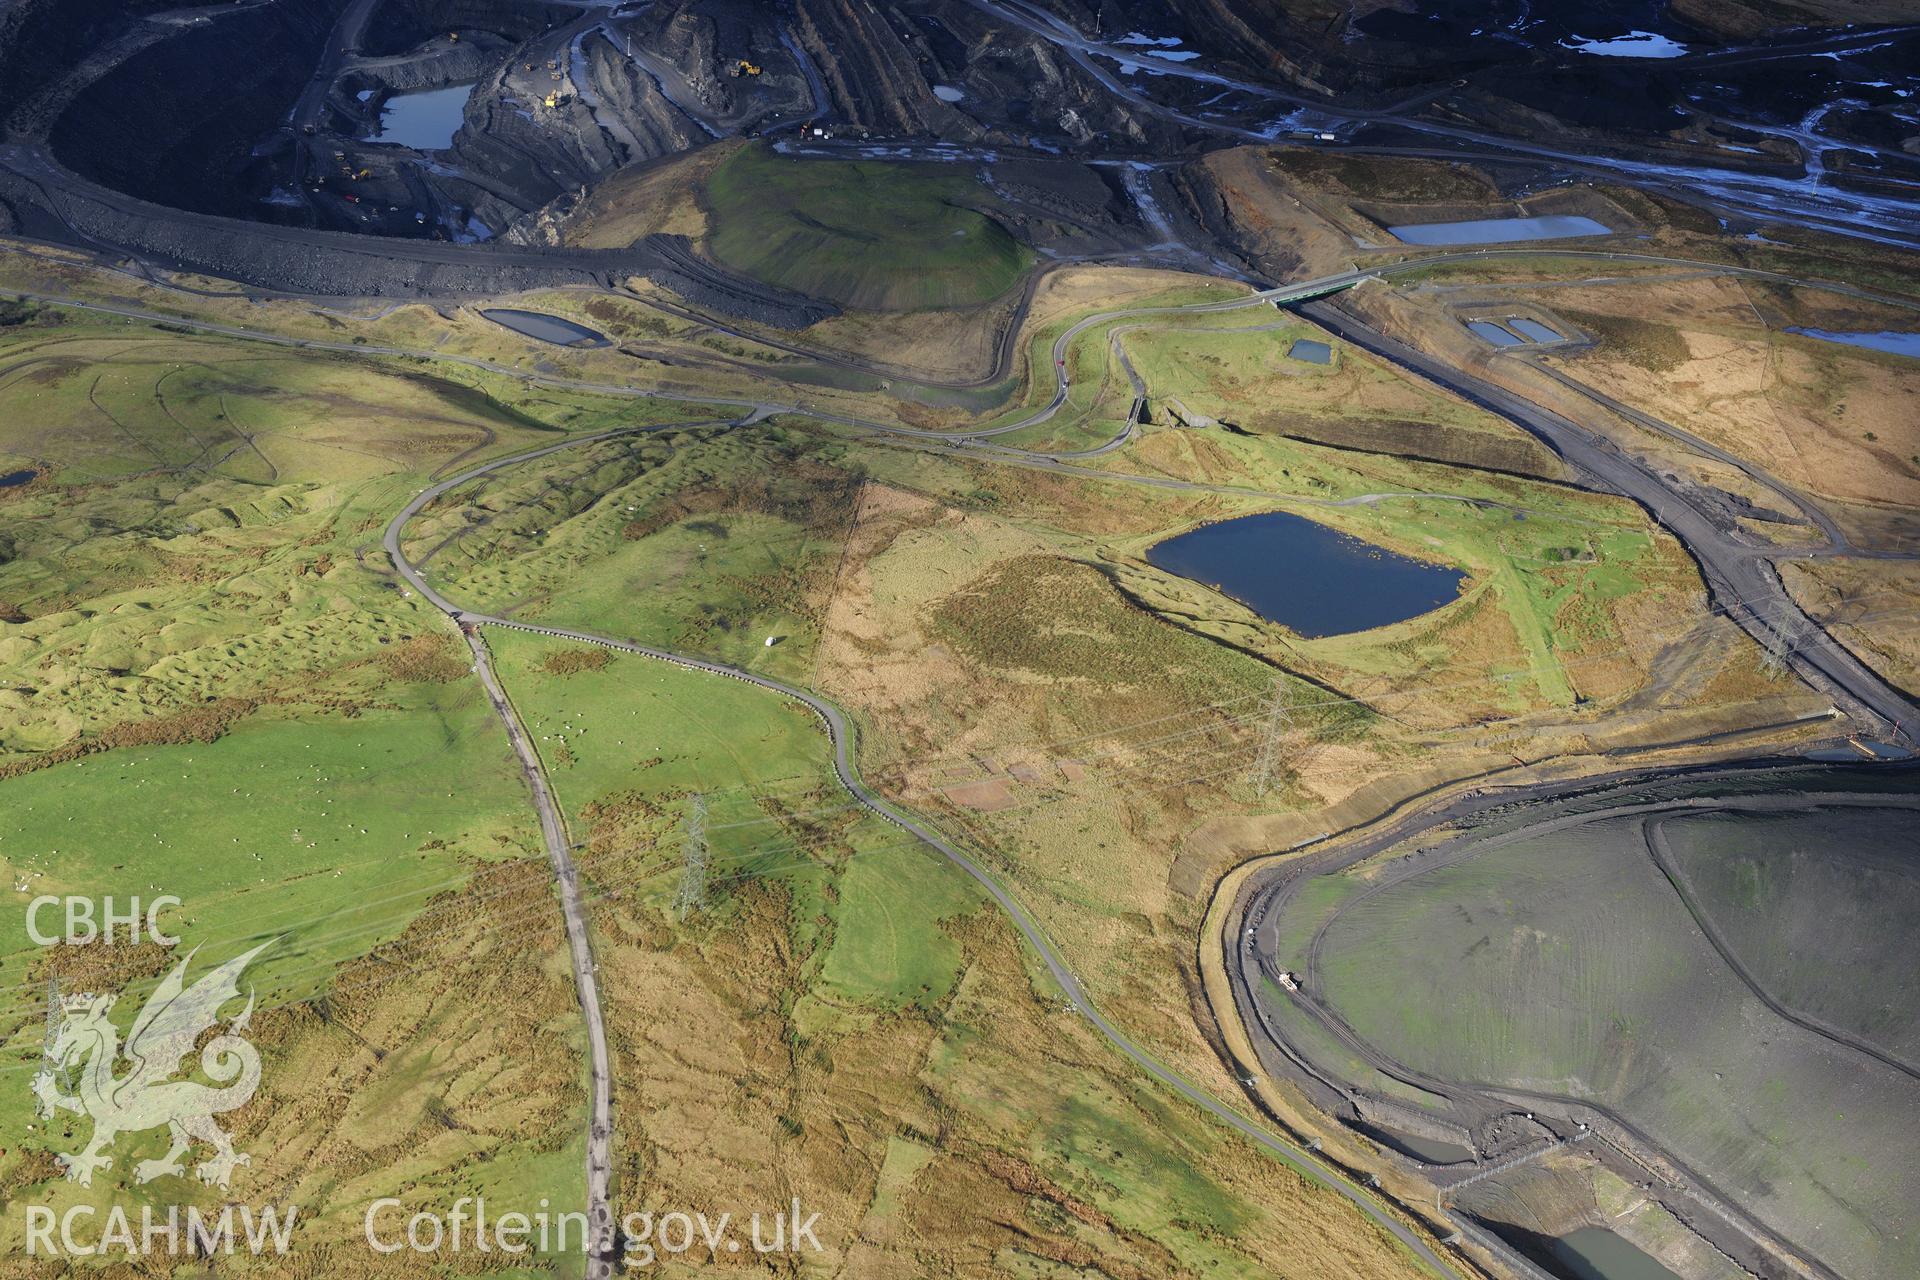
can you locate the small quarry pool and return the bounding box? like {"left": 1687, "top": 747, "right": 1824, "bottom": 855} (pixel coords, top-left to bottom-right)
{"left": 1146, "top": 511, "right": 1465, "bottom": 638}
{"left": 364, "top": 83, "right": 474, "bottom": 151}
{"left": 1389, "top": 215, "right": 1610, "bottom": 245}
{"left": 1542, "top": 1227, "right": 1685, "bottom": 1280}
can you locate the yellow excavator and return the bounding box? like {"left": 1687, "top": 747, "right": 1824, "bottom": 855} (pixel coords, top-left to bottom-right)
{"left": 730, "top": 59, "right": 761, "bottom": 77}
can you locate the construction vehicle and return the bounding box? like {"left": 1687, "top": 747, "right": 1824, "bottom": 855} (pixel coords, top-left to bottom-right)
{"left": 729, "top": 59, "right": 762, "bottom": 77}
{"left": 353, "top": 167, "right": 372, "bottom": 181}
{"left": 544, "top": 91, "right": 560, "bottom": 109}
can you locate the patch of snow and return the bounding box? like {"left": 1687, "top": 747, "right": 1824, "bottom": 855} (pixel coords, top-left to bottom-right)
{"left": 932, "top": 84, "right": 964, "bottom": 103}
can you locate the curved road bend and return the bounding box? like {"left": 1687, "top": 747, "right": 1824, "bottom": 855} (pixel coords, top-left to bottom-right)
{"left": 1512, "top": 355, "right": 1852, "bottom": 550}
{"left": 385, "top": 427, "right": 1470, "bottom": 1280}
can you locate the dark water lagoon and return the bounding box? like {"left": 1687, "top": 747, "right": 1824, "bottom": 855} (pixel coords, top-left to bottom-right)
{"left": 481, "top": 309, "right": 610, "bottom": 347}
{"left": 1353, "top": 1122, "right": 1474, "bottom": 1165}
{"left": 0, "top": 468, "right": 35, "bottom": 488}
{"left": 1146, "top": 511, "right": 1465, "bottom": 638}
{"left": 364, "top": 84, "right": 473, "bottom": 150}
{"left": 1543, "top": 1228, "right": 1685, "bottom": 1280}
{"left": 1508, "top": 317, "right": 1564, "bottom": 343}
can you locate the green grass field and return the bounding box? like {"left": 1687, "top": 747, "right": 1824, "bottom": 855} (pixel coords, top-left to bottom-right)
{"left": 0, "top": 314, "right": 666, "bottom": 1265}
{"left": 706, "top": 144, "right": 1033, "bottom": 311}
{"left": 402, "top": 427, "right": 860, "bottom": 682}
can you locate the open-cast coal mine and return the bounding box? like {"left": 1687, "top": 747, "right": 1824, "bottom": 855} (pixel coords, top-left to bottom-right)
{"left": 3, "top": 6, "right": 1919, "bottom": 1280}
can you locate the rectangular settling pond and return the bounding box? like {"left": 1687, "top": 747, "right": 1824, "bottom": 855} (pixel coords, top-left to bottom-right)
{"left": 1146, "top": 511, "right": 1465, "bottom": 638}
{"left": 1389, "top": 215, "right": 1609, "bottom": 246}
{"left": 1787, "top": 327, "right": 1920, "bottom": 359}
{"left": 1468, "top": 320, "right": 1524, "bottom": 346}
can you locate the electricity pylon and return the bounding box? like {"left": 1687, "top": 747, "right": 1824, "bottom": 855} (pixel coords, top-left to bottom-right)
{"left": 673, "top": 793, "right": 709, "bottom": 921}
{"left": 1246, "top": 676, "right": 1291, "bottom": 797}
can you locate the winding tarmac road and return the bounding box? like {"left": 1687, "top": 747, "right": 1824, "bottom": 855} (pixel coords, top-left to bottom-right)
{"left": 383, "top": 422, "right": 1469, "bottom": 1280}
{"left": 21, "top": 234, "right": 1918, "bottom": 1280}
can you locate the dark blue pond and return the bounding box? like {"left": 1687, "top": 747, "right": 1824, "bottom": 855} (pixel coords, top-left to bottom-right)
{"left": 0, "top": 468, "right": 36, "bottom": 488}
{"left": 481, "top": 309, "right": 610, "bottom": 347}
{"left": 1147, "top": 511, "right": 1465, "bottom": 638}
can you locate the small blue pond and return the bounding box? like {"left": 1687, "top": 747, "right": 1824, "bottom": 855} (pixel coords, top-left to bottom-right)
{"left": 364, "top": 83, "right": 474, "bottom": 150}
{"left": 0, "top": 468, "right": 35, "bottom": 488}
{"left": 1787, "top": 327, "right": 1920, "bottom": 359}
{"left": 1389, "top": 215, "right": 1610, "bottom": 246}
{"left": 1507, "top": 317, "right": 1563, "bottom": 343}
{"left": 1146, "top": 511, "right": 1465, "bottom": 638}
{"left": 1288, "top": 338, "right": 1333, "bottom": 364}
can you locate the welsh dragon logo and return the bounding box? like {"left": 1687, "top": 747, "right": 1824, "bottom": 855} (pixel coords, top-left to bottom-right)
{"left": 32, "top": 942, "right": 271, "bottom": 1189}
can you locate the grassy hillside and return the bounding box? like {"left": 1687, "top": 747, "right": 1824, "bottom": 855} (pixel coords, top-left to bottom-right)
{"left": 1306, "top": 809, "right": 1920, "bottom": 1280}
{"left": 483, "top": 627, "right": 1435, "bottom": 1279}
{"left": 705, "top": 144, "right": 1032, "bottom": 311}
{"left": 1658, "top": 806, "right": 1920, "bottom": 1062}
